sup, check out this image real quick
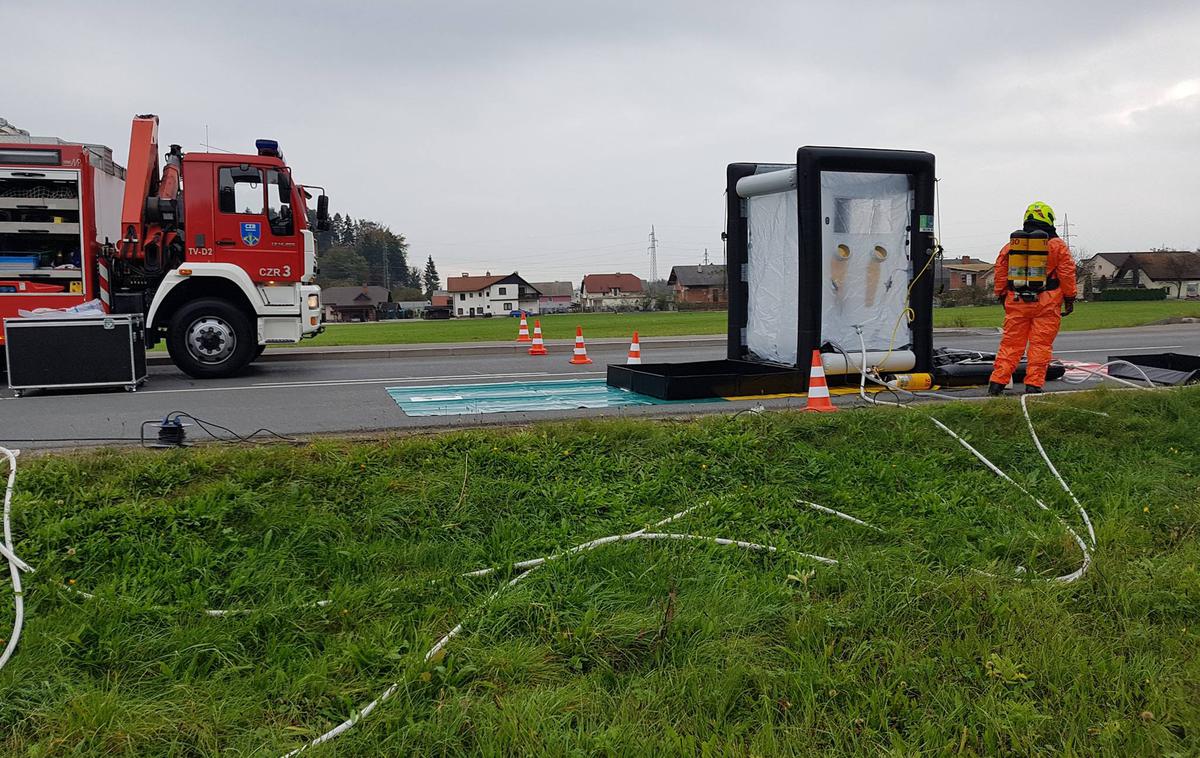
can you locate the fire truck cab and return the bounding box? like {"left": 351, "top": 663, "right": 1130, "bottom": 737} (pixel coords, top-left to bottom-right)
{"left": 0, "top": 115, "right": 325, "bottom": 379}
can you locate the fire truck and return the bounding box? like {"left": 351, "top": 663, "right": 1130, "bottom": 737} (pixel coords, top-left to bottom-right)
{"left": 0, "top": 115, "right": 326, "bottom": 378}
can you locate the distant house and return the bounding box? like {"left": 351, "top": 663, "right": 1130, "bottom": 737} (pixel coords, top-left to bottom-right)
{"left": 1112, "top": 251, "right": 1200, "bottom": 299}
{"left": 668, "top": 264, "right": 727, "bottom": 306}
{"left": 530, "top": 281, "right": 576, "bottom": 313}
{"left": 943, "top": 257, "right": 995, "bottom": 291}
{"left": 1083, "top": 252, "right": 1132, "bottom": 283}
{"left": 580, "top": 273, "right": 645, "bottom": 311}
{"left": 425, "top": 291, "right": 453, "bottom": 319}
{"left": 321, "top": 285, "right": 391, "bottom": 322}
{"left": 444, "top": 272, "right": 540, "bottom": 317}
{"left": 933, "top": 256, "right": 992, "bottom": 292}
{"left": 383, "top": 300, "right": 430, "bottom": 319}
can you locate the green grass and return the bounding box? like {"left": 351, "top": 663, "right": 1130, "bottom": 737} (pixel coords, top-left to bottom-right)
{"left": 933, "top": 299, "right": 1200, "bottom": 331}
{"left": 3, "top": 388, "right": 1199, "bottom": 755}
{"left": 302, "top": 311, "right": 729, "bottom": 347}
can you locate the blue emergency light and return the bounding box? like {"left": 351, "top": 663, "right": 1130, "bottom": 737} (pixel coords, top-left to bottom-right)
{"left": 255, "top": 139, "right": 281, "bottom": 158}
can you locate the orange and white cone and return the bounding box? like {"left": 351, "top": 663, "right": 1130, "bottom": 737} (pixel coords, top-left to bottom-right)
{"left": 626, "top": 331, "right": 642, "bottom": 365}
{"left": 516, "top": 312, "right": 531, "bottom": 342}
{"left": 528, "top": 320, "right": 548, "bottom": 355}
{"left": 804, "top": 349, "right": 836, "bottom": 412}
{"left": 569, "top": 325, "right": 592, "bottom": 365}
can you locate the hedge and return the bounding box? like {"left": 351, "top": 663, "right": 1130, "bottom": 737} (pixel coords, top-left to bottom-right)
{"left": 1094, "top": 287, "right": 1169, "bottom": 301}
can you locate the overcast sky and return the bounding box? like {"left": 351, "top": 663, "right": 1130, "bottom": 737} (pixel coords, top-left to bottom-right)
{"left": 6, "top": 1, "right": 1198, "bottom": 283}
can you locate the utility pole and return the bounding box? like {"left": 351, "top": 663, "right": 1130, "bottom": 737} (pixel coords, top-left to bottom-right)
{"left": 1061, "top": 213, "right": 1076, "bottom": 250}
{"left": 702, "top": 248, "right": 710, "bottom": 266}
{"left": 648, "top": 225, "right": 659, "bottom": 282}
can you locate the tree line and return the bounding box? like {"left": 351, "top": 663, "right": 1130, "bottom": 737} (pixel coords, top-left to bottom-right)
{"left": 307, "top": 210, "right": 441, "bottom": 298}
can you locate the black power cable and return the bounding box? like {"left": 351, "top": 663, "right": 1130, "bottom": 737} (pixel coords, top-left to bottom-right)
{"left": 154, "top": 411, "right": 300, "bottom": 446}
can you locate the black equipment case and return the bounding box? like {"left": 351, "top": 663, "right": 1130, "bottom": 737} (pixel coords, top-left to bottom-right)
{"left": 4, "top": 313, "right": 147, "bottom": 395}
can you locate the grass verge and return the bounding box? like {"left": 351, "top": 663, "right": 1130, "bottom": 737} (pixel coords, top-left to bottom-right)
{"left": 2, "top": 388, "right": 1198, "bottom": 755}
{"left": 295, "top": 311, "right": 729, "bottom": 347}
{"left": 934, "top": 299, "right": 1200, "bottom": 331}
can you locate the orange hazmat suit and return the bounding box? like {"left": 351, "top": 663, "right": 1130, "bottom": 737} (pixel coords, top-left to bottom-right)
{"left": 989, "top": 237, "right": 1076, "bottom": 388}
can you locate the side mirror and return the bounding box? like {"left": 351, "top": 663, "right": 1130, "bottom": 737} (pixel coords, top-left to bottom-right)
{"left": 277, "top": 171, "right": 292, "bottom": 197}
{"left": 316, "top": 194, "right": 331, "bottom": 231}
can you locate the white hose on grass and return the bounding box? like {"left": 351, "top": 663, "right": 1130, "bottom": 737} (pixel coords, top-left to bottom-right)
{"left": 851, "top": 330, "right": 1110, "bottom": 583}
{"left": 280, "top": 503, "right": 828, "bottom": 757}
{"left": 1, "top": 447, "right": 32, "bottom": 673}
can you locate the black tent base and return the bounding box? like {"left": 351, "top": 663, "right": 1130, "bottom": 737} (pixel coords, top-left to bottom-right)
{"left": 1109, "top": 353, "right": 1200, "bottom": 385}
{"left": 607, "top": 360, "right": 808, "bottom": 400}
{"left": 609, "top": 356, "right": 1071, "bottom": 400}
{"left": 934, "top": 361, "right": 1066, "bottom": 387}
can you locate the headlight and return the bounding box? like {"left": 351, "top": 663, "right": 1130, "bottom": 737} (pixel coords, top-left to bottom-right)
{"left": 307, "top": 293, "right": 320, "bottom": 310}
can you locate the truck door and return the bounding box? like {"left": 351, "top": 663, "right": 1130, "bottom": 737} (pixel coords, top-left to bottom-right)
{"left": 212, "top": 164, "right": 301, "bottom": 282}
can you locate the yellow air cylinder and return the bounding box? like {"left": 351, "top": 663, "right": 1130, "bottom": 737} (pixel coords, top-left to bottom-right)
{"left": 890, "top": 372, "right": 933, "bottom": 391}
{"left": 1025, "top": 230, "right": 1049, "bottom": 292}
{"left": 1007, "top": 229, "right": 1030, "bottom": 291}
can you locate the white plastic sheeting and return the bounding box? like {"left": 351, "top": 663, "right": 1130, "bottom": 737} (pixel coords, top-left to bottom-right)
{"left": 820, "top": 171, "right": 913, "bottom": 354}
{"left": 746, "top": 188, "right": 798, "bottom": 365}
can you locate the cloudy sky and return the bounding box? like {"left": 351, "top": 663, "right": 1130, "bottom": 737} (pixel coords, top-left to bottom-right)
{"left": 6, "top": 1, "right": 1198, "bottom": 283}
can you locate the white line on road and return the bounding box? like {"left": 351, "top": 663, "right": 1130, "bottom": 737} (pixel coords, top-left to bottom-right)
{"left": 1054, "top": 345, "right": 1181, "bottom": 355}
{"left": 249, "top": 371, "right": 553, "bottom": 388}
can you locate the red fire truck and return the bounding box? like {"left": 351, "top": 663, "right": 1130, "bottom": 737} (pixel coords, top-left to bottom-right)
{"left": 0, "top": 115, "right": 325, "bottom": 378}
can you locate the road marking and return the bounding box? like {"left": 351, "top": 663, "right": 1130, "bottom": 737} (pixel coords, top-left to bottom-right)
{"left": 1054, "top": 345, "right": 1181, "bottom": 355}
{"left": 249, "top": 371, "right": 553, "bottom": 388}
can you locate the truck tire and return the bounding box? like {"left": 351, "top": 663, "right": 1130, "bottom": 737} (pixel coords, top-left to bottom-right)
{"left": 167, "top": 298, "right": 255, "bottom": 379}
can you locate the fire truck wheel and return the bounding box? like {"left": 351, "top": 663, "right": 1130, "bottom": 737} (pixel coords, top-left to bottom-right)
{"left": 167, "top": 298, "right": 255, "bottom": 379}
{"left": 251, "top": 344, "right": 267, "bottom": 361}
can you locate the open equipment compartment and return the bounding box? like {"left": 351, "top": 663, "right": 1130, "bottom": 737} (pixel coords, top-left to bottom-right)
{"left": 0, "top": 166, "right": 85, "bottom": 295}
{"left": 609, "top": 146, "right": 936, "bottom": 399}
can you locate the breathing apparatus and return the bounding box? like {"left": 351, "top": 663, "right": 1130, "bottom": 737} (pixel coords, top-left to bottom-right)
{"left": 1007, "top": 228, "right": 1051, "bottom": 302}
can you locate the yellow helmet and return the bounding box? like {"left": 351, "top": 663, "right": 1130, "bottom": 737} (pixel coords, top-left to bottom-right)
{"left": 1024, "top": 201, "right": 1055, "bottom": 226}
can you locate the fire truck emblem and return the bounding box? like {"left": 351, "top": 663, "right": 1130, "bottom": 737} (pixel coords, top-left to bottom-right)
{"left": 240, "top": 222, "right": 262, "bottom": 246}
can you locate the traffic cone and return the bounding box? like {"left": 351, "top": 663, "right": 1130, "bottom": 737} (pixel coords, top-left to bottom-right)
{"left": 804, "top": 349, "right": 836, "bottom": 412}
{"left": 516, "top": 312, "right": 531, "bottom": 342}
{"left": 627, "top": 331, "right": 642, "bottom": 365}
{"left": 569, "top": 325, "right": 592, "bottom": 365}
{"left": 528, "top": 320, "right": 548, "bottom": 355}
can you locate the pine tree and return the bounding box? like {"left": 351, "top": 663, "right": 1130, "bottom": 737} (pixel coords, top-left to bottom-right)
{"left": 423, "top": 255, "right": 441, "bottom": 298}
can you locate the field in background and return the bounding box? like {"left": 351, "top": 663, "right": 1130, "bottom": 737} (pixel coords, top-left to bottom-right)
{"left": 2, "top": 388, "right": 1198, "bottom": 755}
{"left": 299, "top": 310, "right": 729, "bottom": 346}
{"left": 934, "top": 299, "right": 1200, "bottom": 331}
{"left": 282, "top": 300, "right": 1200, "bottom": 348}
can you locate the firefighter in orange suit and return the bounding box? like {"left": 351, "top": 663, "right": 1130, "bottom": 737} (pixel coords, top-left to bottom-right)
{"left": 988, "top": 202, "right": 1076, "bottom": 395}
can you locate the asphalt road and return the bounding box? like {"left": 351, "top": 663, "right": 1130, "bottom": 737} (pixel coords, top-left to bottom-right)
{"left": 2, "top": 323, "right": 1196, "bottom": 450}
